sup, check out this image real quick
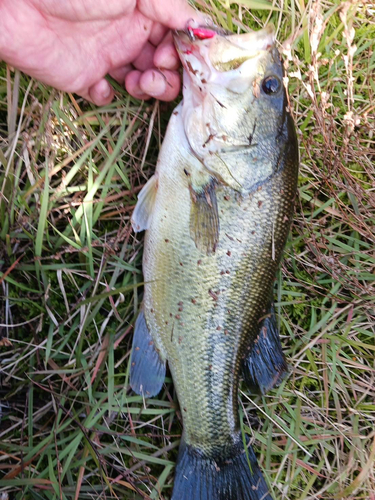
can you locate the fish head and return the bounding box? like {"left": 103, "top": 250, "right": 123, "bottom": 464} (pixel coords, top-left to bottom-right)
{"left": 174, "top": 24, "right": 290, "bottom": 191}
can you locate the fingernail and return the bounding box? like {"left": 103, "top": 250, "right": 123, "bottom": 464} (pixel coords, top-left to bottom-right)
{"left": 97, "top": 79, "right": 111, "bottom": 98}
{"left": 89, "top": 79, "right": 113, "bottom": 104}
{"left": 102, "top": 84, "right": 111, "bottom": 98}
{"left": 141, "top": 70, "right": 166, "bottom": 97}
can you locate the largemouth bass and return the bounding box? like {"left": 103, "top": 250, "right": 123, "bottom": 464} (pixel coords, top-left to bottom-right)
{"left": 130, "top": 22, "right": 299, "bottom": 500}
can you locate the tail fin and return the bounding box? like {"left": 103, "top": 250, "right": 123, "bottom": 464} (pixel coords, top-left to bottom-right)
{"left": 243, "top": 305, "right": 288, "bottom": 394}
{"left": 171, "top": 437, "right": 273, "bottom": 500}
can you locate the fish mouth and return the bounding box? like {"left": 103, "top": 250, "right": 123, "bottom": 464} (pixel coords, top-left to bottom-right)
{"left": 173, "top": 23, "right": 275, "bottom": 95}
{"left": 173, "top": 24, "right": 222, "bottom": 87}
{"left": 174, "top": 23, "right": 275, "bottom": 70}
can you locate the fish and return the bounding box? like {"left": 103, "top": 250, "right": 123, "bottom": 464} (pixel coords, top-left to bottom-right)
{"left": 130, "top": 22, "right": 299, "bottom": 500}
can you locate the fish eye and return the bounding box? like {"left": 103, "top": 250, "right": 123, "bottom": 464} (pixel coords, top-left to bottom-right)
{"left": 261, "top": 75, "right": 281, "bottom": 95}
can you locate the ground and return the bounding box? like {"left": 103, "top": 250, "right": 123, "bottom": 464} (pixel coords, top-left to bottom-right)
{"left": 0, "top": 1, "right": 375, "bottom": 499}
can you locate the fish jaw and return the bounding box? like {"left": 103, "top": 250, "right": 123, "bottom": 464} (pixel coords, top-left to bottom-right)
{"left": 174, "top": 24, "right": 275, "bottom": 95}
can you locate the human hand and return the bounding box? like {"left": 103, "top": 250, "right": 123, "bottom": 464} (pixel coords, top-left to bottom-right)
{"left": 0, "top": 0, "right": 204, "bottom": 105}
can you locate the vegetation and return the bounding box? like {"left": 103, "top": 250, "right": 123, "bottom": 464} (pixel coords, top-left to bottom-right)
{"left": 1, "top": 0, "right": 374, "bottom": 498}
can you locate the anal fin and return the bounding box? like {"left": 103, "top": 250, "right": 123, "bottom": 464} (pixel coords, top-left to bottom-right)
{"left": 130, "top": 310, "right": 166, "bottom": 397}
{"left": 131, "top": 174, "right": 158, "bottom": 233}
{"left": 243, "top": 304, "right": 288, "bottom": 394}
{"left": 189, "top": 178, "right": 219, "bottom": 255}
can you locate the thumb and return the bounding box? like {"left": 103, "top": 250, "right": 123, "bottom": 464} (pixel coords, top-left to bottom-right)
{"left": 137, "top": 0, "right": 205, "bottom": 30}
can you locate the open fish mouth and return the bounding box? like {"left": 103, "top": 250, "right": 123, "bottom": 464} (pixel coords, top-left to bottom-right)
{"left": 173, "top": 22, "right": 275, "bottom": 93}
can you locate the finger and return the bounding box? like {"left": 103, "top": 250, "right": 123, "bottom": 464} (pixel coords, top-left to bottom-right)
{"left": 154, "top": 32, "right": 180, "bottom": 71}
{"left": 149, "top": 23, "right": 168, "bottom": 46}
{"left": 132, "top": 42, "right": 156, "bottom": 72}
{"left": 138, "top": 0, "right": 205, "bottom": 30}
{"left": 125, "top": 70, "right": 152, "bottom": 100}
{"left": 139, "top": 69, "right": 181, "bottom": 101}
{"left": 109, "top": 65, "right": 133, "bottom": 84}
{"left": 88, "top": 79, "right": 114, "bottom": 106}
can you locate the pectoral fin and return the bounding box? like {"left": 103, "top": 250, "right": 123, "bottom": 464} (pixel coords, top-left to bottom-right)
{"left": 189, "top": 178, "right": 219, "bottom": 255}
{"left": 242, "top": 304, "right": 288, "bottom": 394}
{"left": 130, "top": 310, "right": 166, "bottom": 397}
{"left": 131, "top": 174, "right": 158, "bottom": 232}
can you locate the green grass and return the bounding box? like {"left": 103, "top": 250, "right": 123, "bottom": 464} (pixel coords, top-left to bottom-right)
{"left": 1, "top": 1, "right": 375, "bottom": 499}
